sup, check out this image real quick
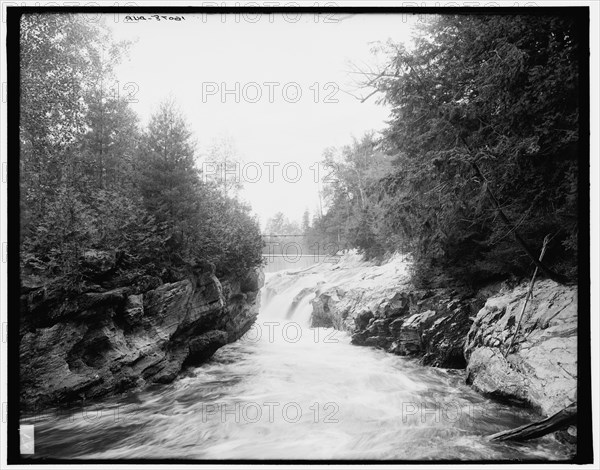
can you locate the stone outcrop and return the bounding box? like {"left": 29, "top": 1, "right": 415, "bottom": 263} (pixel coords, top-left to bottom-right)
{"left": 347, "top": 288, "right": 483, "bottom": 368}
{"left": 276, "top": 252, "right": 487, "bottom": 368}
{"left": 19, "top": 265, "right": 264, "bottom": 410}
{"left": 270, "top": 253, "right": 578, "bottom": 414}
{"left": 266, "top": 252, "right": 578, "bottom": 423}
{"left": 464, "top": 279, "right": 577, "bottom": 416}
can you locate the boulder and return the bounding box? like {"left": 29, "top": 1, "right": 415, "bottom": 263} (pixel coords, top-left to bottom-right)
{"left": 380, "top": 292, "right": 411, "bottom": 318}
{"left": 293, "top": 253, "right": 476, "bottom": 368}
{"left": 364, "top": 336, "right": 388, "bottom": 348}
{"left": 186, "top": 330, "right": 229, "bottom": 365}
{"left": 367, "top": 318, "right": 390, "bottom": 336}
{"left": 464, "top": 279, "right": 577, "bottom": 416}
{"left": 310, "top": 292, "right": 335, "bottom": 328}
{"left": 350, "top": 329, "right": 369, "bottom": 346}
{"left": 389, "top": 317, "right": 405, "bottom": 336}
{"left": 354, "top": 310, "right": 374, "bottom": 331}
{"left": 391, "top": 312, "right": 427, "bottom": 356}
{"left": 421, "top": 307, "right": 473, "bottom": 368}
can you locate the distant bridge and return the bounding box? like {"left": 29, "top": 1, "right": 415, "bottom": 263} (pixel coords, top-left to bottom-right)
{"left": 260, "top": 234, "right": 342, "bottom": 273}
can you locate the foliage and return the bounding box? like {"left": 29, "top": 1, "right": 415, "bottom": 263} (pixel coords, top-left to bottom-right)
{"left": 310, "top": 14, "right": 581, "bottom": 287}
{"left": 200, "top": 135, "right": 244, "bottom": 198}
{"left": 20, "top": 14, "right": 263, "bottom": 289}
{"left": 263, "top": 211, "right": 305, "bottom": 257}
{"left": 306, "top": 133, "right": 393, "bottom": 259}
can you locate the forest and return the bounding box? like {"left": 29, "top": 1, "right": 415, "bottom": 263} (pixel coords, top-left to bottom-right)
{"left": 20, "top": 13, "right": 582, "bottom": 291}
{"left": 19, "top": 14, "right": 264, "bottom": 290}
{"left": 305, "top": 14, "right": 581, "bottom": 288}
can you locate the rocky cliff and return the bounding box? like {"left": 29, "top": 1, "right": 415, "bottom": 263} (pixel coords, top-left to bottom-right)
{"left": 19, "top": 259, "right": 264, "bottom": 411}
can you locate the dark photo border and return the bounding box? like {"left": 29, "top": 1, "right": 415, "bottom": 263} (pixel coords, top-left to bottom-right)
{"left": 5, "top": 4, "right": 592, "bottom": 465}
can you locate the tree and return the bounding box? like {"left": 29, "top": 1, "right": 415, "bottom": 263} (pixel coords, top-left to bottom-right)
{"left": 201, "top": 134, "right": 243, "bottom": 198}
{"left": 19, "top": 14, "right": 145, "bottom": 282}
{"left": 137, "top": 99, "right": 199, "bottom": 235}
{"left": 307, "top": 14, "right": 581, "bottom": 286}
{"left": 310, "top": 133, "right": 392, "bottom": 257}
{"left": 80, "top": 91, "right": 140, "bottom": 192}
{"left": 264, "top": 212, "right": 300, "bottom": 236}
{"left": 20, "top": 14, "right": 264, "bottom": 288}
{"left": 301, "top": 209, "right": 311, "bottom": 233}
{"left": 365, "top": 14, "right": 580, "bottom": 286}
{"left": 19, "top": 14, "right": 124, "bottom": 235}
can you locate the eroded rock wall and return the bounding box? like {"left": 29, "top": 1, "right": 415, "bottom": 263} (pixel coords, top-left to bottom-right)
{"left": 19, "top": 266, "right": 264, "bottom": 410}
{"left": 318, "top": 285, "right": 486, "bottom": 369}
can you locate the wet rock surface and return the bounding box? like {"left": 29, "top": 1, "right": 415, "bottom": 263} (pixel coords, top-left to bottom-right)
{"left": 19, "top": 265, "right": 264, "bottom": 410}
{"left": 464, "top": 279, "right": 577, "bottom": 416}
{"left": 347, "top": 288, "right": 482, "bottom": 369}
{"left": 268, "top": 253, "right": 485, "bottom": 369}
{"left": 269, "top": 253, "right": 577, "bottom": 422}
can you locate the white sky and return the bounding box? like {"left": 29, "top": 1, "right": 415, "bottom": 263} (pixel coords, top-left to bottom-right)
{"left": 108, "top": 12, "right": 420, "bottom": 228}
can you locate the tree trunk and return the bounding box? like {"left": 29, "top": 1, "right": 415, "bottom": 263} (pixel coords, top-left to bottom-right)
{"left": 488, "top": 403, "right": 577, "bottom": 442}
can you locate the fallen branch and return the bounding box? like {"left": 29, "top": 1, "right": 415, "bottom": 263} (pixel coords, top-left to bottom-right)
{"left": 488, "top": 403, "right": 577, "bottom": 442}
{"left": 504, "top": 234, "right": 550, "bottom": 357}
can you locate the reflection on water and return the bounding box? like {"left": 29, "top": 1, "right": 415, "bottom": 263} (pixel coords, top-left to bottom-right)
{"left": 21, "top": 271, "right": 572, "bottom": 461}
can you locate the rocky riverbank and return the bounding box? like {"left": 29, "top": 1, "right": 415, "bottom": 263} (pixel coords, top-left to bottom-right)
{"left": 465, "top": 280, "right": 577, "bottom": 416}
{"left": 266, "top": 252, "right": 578, "bottom": 419}
{"left": 19, "top": 250, "right": 264, "bottom": 411}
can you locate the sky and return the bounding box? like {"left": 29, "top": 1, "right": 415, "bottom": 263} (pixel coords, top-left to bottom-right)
{"left": 108, "top": 12, "right": 420, "bottom": 229}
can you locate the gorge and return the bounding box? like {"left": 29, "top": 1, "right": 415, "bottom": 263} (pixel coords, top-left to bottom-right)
{"left": 13, "top": 10, "right": 586, "bottom": 463}
{"left": 20, "top": 252, "right": 578, "bottom": 461}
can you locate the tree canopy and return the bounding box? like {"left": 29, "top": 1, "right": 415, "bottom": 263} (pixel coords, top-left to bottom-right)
{"left": 20, "top": 14, "right": 264, "bottom": 289}
{"left": 309, "top": 14, "right": 581, "bottom": 288}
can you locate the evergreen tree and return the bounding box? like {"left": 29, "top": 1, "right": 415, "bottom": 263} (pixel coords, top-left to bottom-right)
{"left": 138, "top": 99, "right": 199, "bottom": 235}
{"left": 301, "top": 209, "right": 311, "bottom": 233}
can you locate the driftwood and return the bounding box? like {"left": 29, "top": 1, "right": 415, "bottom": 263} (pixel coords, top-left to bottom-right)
{"left": 488, "top": 403, "right": 577, "bottom": 442}
{"left": 504, "top": 234, "right": 550, "bottom": 357}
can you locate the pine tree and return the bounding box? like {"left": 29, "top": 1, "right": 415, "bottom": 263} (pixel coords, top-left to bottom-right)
{"left": 138, "top": 99, "right": 199, "bottom": 236}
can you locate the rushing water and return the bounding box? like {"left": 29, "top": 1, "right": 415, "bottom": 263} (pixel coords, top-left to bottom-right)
{"left": 22, "top": 271, "right": 572, "bottom": 461}
{"left": 262, "top": 254, "right": 334, "bottom": 273}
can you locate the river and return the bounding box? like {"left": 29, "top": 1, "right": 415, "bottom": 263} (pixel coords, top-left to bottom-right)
{"left": 21, "top": 270, "right": 572, "bottom": 461}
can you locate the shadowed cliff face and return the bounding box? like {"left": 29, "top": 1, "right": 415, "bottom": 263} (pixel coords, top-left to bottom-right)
{"left": 19, "top": 266, "right": 264, "bottom": 411}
